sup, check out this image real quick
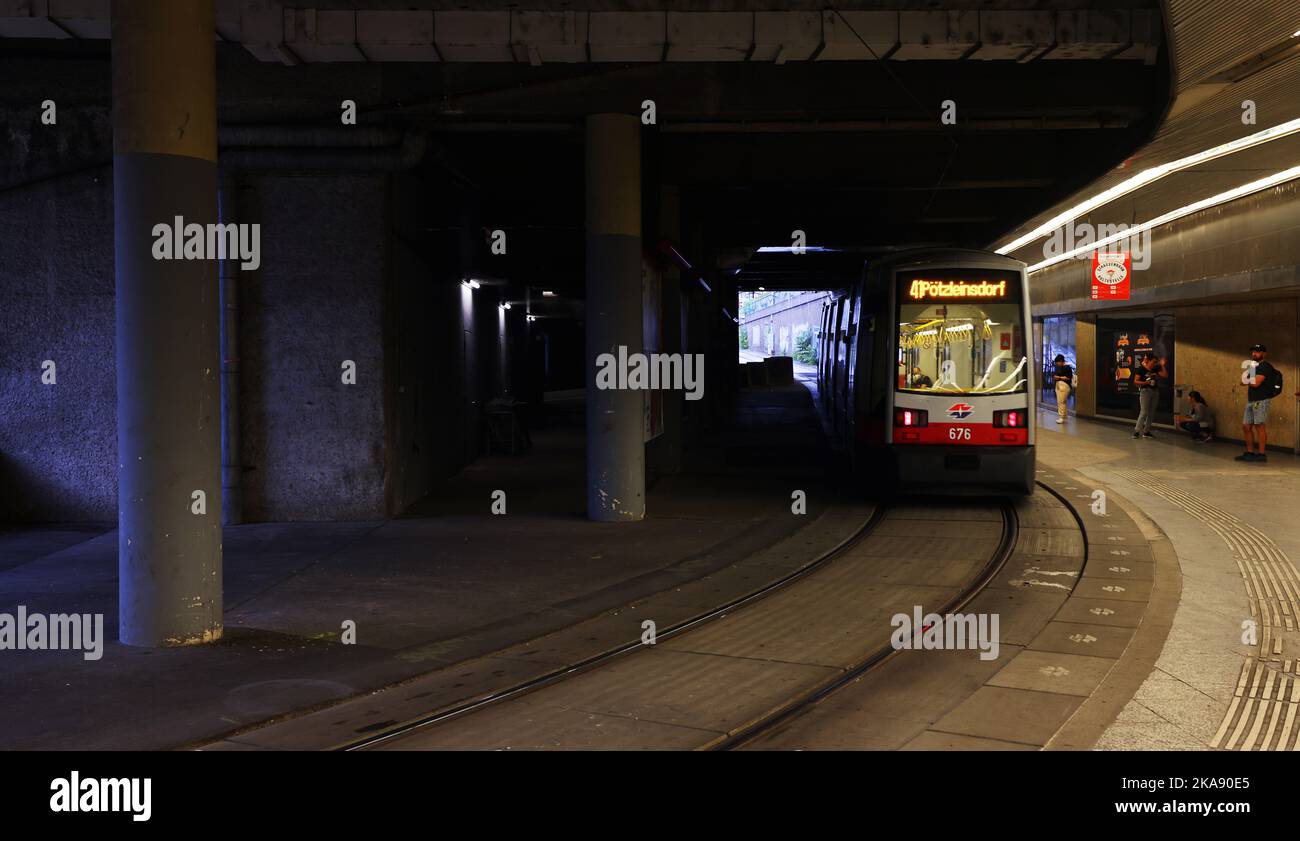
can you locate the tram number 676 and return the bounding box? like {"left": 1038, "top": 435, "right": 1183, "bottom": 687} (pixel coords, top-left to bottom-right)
{"left": 948, "top": 427, "right": 972, "bottom": 441}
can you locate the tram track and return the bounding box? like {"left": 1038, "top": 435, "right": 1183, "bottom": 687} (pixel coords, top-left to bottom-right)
{"left": 712, "top": 498, "right": 1018, "bottom": 750}
{"left": 339, "top": 497, "right": 1023, "bottom": 752}
{"left": 338, "top": 504, "right": 888, "bottom": 751}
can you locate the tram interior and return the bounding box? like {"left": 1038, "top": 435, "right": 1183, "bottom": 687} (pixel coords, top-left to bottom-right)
{"left": 897, "top": 302, "right": 1028, "bottom": 394}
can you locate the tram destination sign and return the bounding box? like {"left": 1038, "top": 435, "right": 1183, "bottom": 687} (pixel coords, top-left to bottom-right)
{"left": 905, "top": 278, "right": 1009, "bottom": 301}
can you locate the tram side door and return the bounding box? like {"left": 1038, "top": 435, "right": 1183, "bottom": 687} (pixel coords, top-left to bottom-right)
{"left": 827, "top": 298, "right": 842, "bottom": 422}
{"left": 835, "top": 295, "right": 854, "bottom": 435}
{"left": 847, "top": 289, "right": 875, "bottom": 463}
{"left": 818, "top": 302, "right": 831, "bottom": 395}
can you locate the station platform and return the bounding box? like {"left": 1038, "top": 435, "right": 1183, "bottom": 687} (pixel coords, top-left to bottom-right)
{"left": 1036, "top": 408, "right": 1300, "bottom": 750}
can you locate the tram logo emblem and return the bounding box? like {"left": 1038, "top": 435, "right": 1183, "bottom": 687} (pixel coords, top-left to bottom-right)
{"left": 947, "top": 403, "right": 974, "bottom": 419}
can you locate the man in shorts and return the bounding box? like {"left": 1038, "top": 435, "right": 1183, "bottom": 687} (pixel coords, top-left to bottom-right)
{"left": 1236, "top": 343, "right": 1279, "bottom": 463}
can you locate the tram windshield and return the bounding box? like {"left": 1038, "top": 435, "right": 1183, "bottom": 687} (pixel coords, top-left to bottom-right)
{"left": 895, "top": 269, "right": 1027, "bottom": 395}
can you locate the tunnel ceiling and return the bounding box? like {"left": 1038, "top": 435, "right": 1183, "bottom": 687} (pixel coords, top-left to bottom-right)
{"left": 1, "top": 1, "right": 1172, "bottom": 300}
{"left": 997, "top": 0, "right": 1300, "bottom": 262}
{"left": 426, "top": 53, "right": 1169, "bottom": 293}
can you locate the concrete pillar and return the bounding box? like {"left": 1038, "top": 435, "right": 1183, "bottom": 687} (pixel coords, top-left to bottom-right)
{"left": 585, "top": 114, "right": 644, "bottom": 521}
{"left": 113, "top": 1, "right": 222, "bottom": 646}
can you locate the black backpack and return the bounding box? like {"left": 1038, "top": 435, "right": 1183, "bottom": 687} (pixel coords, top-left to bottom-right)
{"left": 1263, "top": 364, "right": 1283, "bottom": 398}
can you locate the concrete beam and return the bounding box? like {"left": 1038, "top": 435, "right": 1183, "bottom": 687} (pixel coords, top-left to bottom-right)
{"left": 239, "top": 0, "right": 298, "bottom": 65}
{"left": 1043, "top": 9, "right": 1131, "bottom": 60}
{"left": 0, "top": 0, "right": 72, "bottom": 38}
{"left": 893, "top": 11, "right": 977, "bottom": 61}
{"left": 436, "top": 10, "right": 512, "bottom": 62}
{"left": 818, "top": 11, "right": 896, "bottom": 60}
{"left": 0, "top": 4, "right": 1163, "bottom": 65}
{"left": 969, "top": 11, "right": 1055, "bottom": 61}
{"left": 666, "top": 12, "right": 752, "bottom": 62}
{"left": 588, "top": 11, "right": 662, "bottom": 62}
{"left": 511, "top": 11, "right": 587, "bottom": 64}
{"left": 49, "top": 0, "right": 109, "bottom": 38}
{"left": 752, "top": 12, "right": 820, "bottom": 63}
{"left": 284, "top": 8, "right": 366, "bottom": 62}
{"left": 358, "top": 11, "right": 438, "bottom": 62}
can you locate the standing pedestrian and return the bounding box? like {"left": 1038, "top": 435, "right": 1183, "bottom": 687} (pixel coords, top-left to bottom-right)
{"left": 1132, "top": 355, "right": 1168, "bottom": 439}
{"left": 1235, "top": 343, "right": 1282, "bottom": 462}
{"left": 1051, "top": 354, "right": 1073, "bottom": 424}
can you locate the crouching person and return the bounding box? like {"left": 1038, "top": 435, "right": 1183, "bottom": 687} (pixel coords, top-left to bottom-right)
{"left": 1175, "top": 391, "right": 1213, "bottom": 443}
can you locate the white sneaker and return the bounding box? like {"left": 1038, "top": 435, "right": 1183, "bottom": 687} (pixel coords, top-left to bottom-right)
{"left": 1056, "top": 418, "right": 1064, "bottom": 424}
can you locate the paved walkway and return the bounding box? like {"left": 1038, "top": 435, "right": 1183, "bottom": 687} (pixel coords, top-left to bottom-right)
{"left": 1036, "top": 408, "right": 1300, "bottom": 750}
{"left": 0, "top": 386, "right": 837, "bottom": 749}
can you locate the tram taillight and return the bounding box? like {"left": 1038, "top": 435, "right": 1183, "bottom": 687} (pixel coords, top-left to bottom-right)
{"left": 993, "top": 410, "right": 1025, "bottom": 428}
{"left": 895, "top": 408, "right": 929, "bottom": 427}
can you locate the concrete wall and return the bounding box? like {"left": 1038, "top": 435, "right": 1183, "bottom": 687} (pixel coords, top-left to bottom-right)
{"left": 238, "top": 174, "right": 388, "bottom": 521}
{"left": 0, "top": 168, "right": 116, "bottom": 522}
{"left": 0, "top": 168, "right": 396, "bottom": 523}
{"left": 387, "top": 222, "right": 487, "bottom": 514}
{"left": 1075, "top": 317, "right": 1097, "bottom": 417}
{"left": 1068, "top": 303, "right": 1297, "bottom": 450}
{"left": 0, "top": 53, "right": 506, "bottom": 524}
{"left": 1174, "top": 299, "right": 1297, "bottom": 450}
{"left": 1029, "top": 175, "right": 1299, "bottom": 451}
{"left": 1030, "top": 182, "right": 1300, "bottom": 316}
{"left": 388, "top": 234, "right": 438, "bottom": 515}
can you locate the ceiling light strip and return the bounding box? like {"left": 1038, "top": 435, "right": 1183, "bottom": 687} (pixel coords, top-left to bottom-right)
{"left": 1026, "top": 164, "right": 1300, "bottom": 274}
{"left": 997, "top": 117, "right": 1300, "bottom": 255}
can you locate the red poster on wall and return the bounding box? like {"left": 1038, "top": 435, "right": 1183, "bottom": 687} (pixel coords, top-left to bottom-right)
{"left": 1091, "top": 251, "right": 1131, "bottom": 301}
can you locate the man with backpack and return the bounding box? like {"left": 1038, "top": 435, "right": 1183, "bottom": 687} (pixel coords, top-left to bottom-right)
{"left": 1236, "top": 343, "right": 1282, "bottom": 463}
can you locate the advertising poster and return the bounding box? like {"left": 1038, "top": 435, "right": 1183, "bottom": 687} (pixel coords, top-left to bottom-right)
{"left": 1096, "top": 316, "right": 1175, "bottom": 421}
{"left": 1091, "top": 251, "right": 1132, "bottom": 301}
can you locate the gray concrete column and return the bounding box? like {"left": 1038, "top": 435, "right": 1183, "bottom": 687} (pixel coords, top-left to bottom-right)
{"left": 585, "top": 114, "right": 645, "bottom": 521}
{"left": 113, "top": 1, "right": 222, "bottom": 645}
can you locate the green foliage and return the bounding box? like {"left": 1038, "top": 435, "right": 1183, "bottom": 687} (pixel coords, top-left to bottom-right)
{"left": 793, "top": 326, "right": 816, "bottom": 364}
{"left": 739, "top": 326, "right": 749, "bottom": 350}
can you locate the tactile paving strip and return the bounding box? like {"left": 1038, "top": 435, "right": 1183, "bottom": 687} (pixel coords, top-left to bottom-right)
{"left": 1111, "top": 468, "right": 1300, "bottom": 751}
